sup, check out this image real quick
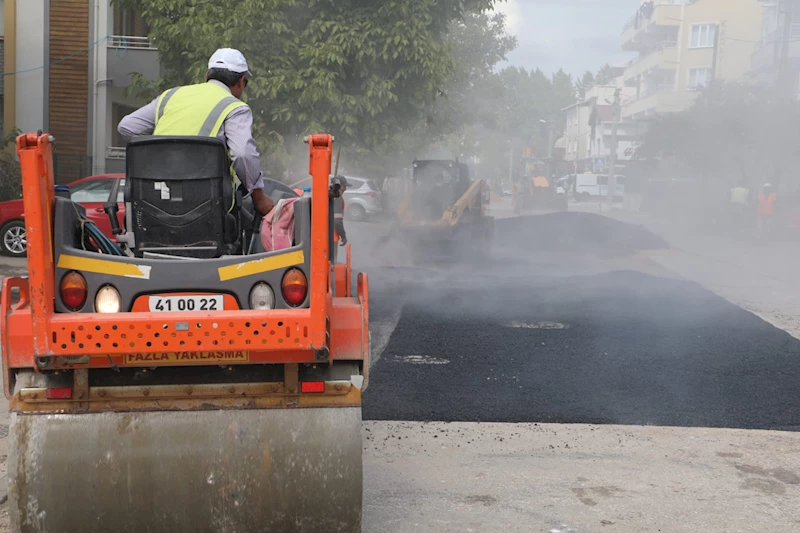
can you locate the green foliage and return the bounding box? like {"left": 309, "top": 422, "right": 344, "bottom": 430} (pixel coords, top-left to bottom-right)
{"left": 577, "top": 71, "right": 595, "bottom": 98}
{"left": 0, "top": 128, "right": 22, "bottom": 149}
{"left": 496, "top": 67, "right": 574, "bottom": 142}
{"left": 118, "top": 0, "right": 495, "bottom": 160}
{"left": 576, "top": 64, "right": 617, "bottom": 99}
{"left": 636, "top": 82, "right": 800, "bottom": 192}
{"left": 115, "top": 0, "right": 582, "bottom": 182}
{"left": 439, "top": 10, "right": 517, "bottom": 127}
{"left": 0, "top": 128, "right": 23, "bottom": 202}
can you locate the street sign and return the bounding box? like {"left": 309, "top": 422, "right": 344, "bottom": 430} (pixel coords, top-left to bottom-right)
{"left": 593, "top": 157, "right": 606, "bottom": 171}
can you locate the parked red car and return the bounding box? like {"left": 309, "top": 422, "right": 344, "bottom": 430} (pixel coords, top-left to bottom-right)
{"left": 0, "top": 173, "right": 125, "bottom": 257}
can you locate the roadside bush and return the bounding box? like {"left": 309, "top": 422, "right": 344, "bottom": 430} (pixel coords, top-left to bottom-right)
{"left": 0, "top": 154, "right": 21, "bottom": 202}
{"left": 0, "top": 129, "right": 22, "bottom": 202}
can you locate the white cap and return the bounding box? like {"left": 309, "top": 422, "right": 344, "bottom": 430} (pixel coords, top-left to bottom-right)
{"left": 208, "top": 48, "right": 251, "bottom": 76}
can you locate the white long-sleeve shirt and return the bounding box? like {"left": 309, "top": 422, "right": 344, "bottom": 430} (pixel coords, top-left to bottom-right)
{"left": 117, "top": 80, "right": 265, "bottom": 192}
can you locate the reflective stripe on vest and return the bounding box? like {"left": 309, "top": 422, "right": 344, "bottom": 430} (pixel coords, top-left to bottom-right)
{"left": 154, "top": 82, "right": 248, "bottom": 211}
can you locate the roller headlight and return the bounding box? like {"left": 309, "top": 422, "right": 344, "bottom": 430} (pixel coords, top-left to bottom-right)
{"left": 250, "top": 282, "right": 276, "bottom": 310}
{"left": 94, "top": 285, "right": 121, "bottom": 314}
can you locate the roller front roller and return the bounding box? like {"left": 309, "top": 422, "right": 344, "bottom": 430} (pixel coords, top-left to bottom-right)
{"left": 9, "top": 408, "right": 363, "bottom": 533}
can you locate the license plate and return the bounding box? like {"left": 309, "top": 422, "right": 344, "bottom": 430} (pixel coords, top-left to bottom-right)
{"left": 148, "top": 295, "right": 223, "bottom": 312}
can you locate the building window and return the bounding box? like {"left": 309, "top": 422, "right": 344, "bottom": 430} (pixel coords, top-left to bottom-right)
{"left": 114, "top": 8, "right": 150, "bottom": 37}
{"left": 690, "top": 24, "right": 717, "bottom": 48}
{"left": 687, "top": 68, "right": 711, "bottom": 90}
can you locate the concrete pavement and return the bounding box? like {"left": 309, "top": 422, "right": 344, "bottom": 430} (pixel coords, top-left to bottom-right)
{"left": 364, "top": 422, "right": 800, "bottom": 533}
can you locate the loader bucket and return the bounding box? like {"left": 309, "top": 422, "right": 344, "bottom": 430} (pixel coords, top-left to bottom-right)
{"left": 9, "top": 408, "right": 362, "bottom": 533}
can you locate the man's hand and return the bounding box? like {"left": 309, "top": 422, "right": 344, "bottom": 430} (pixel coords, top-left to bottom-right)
{"left": 339, "top": 236, "right": 348, "bottom": 246}
{"left": 251, "top": 188, "right": 274, "bottom": 217}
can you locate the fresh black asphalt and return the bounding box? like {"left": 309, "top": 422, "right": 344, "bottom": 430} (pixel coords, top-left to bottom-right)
{"left": 361, "top": 214, "right": 800, "bottom": 431}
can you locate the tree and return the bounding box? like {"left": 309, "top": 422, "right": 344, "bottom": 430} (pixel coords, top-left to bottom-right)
{"left": 636, "top": 82, "right": 800, "bottom": 193}
{"left": 577, "top": 70, "right": 595, "bottom": 98}
{"left": 119, "top": 0, "right": 496, "bottom": 173}
{"left": 346, "top": 9, "right": 516, "bottom": 178}
{"left": 594, "top": 64, "right": 616, "bottom": 85}
{"left": 427, "top": 11, "right": 517, "bottom": 132}
{"left": 494, "top": 67, "right": 574, "bottom": 152}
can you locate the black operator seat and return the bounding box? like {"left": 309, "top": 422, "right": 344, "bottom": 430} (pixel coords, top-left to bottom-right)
{"left": 124, "top": 136, "right": 237, "bottom": 259}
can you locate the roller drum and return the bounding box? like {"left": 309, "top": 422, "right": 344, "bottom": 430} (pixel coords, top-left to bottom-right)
{"left": 8, "top": 408, "right": 363, "bottom": 533}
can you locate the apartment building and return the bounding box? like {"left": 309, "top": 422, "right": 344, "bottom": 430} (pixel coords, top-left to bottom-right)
{"left": 3, "top": 0, "right": 160, "bottom": 182}
{"left": 562, "top": 97, "right": 592, "bottom": 172}
{"left": 621, "top": 0, "right": 763, "bottom": 121}
{"left": 562, "top": 84, "right": 636, "bottom": 173}
{"left": 750, "top": 0, "right": 800, "bottom": 93}
{"left": 587, "top": 101, "right": 638, "bottom": 174}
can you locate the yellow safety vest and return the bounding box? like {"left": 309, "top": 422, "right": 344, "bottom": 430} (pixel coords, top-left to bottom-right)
{"left": 731, "top": 187, "right": 749, "bottom": 205}
{"left": 153, "top": 82, "right": 248, "bottom": 211}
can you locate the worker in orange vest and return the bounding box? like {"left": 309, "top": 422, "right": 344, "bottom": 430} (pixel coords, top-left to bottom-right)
{"left": 332, "top": 176, "right": 348, "bottom": 263}
{"left": 757, "top": 183, "right": 776, "bottom": 235}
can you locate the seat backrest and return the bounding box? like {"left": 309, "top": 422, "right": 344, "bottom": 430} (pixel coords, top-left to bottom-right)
{"left": 124, "top": 136, "right": 233, "bottom": 258}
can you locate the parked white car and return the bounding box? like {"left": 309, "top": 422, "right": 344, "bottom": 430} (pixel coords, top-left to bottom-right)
{"left": 574, "top": 173, "right": 625, "bottom": 202}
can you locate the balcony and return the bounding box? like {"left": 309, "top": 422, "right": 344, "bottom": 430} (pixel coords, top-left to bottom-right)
{"left": 622, "top": 3, "right": 683, "bottom": 52}
{"left": 622, "top": 89, "right": 694, "bottom": 120}
{"left": 106, "top": 147, "right": 126, "bottom": 160}
{"left": 107, "top": 35, "right": 161, "bottom": 88}
{"left": 623, "top": 41, "right": 678, "bottom": 82}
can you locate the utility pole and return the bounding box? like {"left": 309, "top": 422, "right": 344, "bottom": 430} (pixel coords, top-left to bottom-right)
{"left": 508, "top": 142, "right": 514, "bottom": 186}
{"left": 710, "top": 23, "right": 721, "bottom": 83}
{"left": 779, "top": 0, "right": 794, "bottom": 97}
{"left": 546, "top": 123, "right": 555, "bottom": 180}
{"left": 606, "top": 88, "right": 621, "bottom": 205}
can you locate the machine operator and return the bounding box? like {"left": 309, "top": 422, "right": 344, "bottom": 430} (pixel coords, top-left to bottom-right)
{"left": 117, "top": 47, "right": 274, "bottom": 217}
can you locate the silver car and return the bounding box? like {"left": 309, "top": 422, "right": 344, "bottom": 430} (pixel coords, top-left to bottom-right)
{"left": 342, "top": 177, "right": 382, "bottom": 221}
{"left": 288, "top": 175, "right": 382, "bottom": 221}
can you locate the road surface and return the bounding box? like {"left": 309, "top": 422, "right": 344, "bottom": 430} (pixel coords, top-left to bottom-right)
{"left": 1, "top": 213, "right": 799, "bottom": 532}
{"left": 356, "top": 211, "right": 800, "bottom": 532}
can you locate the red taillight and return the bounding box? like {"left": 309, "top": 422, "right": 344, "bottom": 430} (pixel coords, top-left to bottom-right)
{"left": 46, "top": 387, "right": 72, "bottom": 400}
{"left": 366, "top": 191, "right": 377, "bottom": 197}
{"left": 301, "top": 382, "right": 325, "bottom": 393}
{"left": 60, "top": 271, "right": 87, "bottom": 311}
{"left": 281, "top": 268, "right": 308, "bottom": 307}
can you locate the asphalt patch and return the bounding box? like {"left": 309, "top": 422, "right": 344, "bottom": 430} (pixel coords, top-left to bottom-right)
{"left": 494, "top": 212, "right": 669, "bottom": 257}
{"left": 363, "top": 271, "right": 800, "bottom": 431}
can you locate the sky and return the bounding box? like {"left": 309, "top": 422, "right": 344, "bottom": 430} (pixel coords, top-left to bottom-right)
{"left": 493, "top": 0, "right": 640, "bottom": 78}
